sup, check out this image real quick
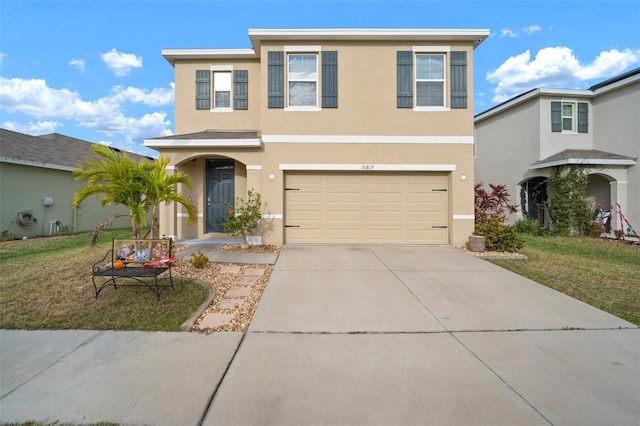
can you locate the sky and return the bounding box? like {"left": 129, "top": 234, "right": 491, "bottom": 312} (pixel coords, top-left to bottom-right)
{"left": 1, "top": 0, "right": 639, "bottom": 158}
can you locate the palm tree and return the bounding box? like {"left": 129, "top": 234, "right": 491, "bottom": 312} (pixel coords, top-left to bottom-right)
{"left": 139, "top": 156, "right": 197, "bottom": 239}
{"left": 73, "top": 144, "right": 196, "bottom": 240}
{"left": 73, "top": 145, "right": 148, "bottom": 239}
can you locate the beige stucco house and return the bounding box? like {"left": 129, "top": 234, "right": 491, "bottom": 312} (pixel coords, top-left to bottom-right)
{"left": 145, "top": 28, "right": 489, "bottom": 246}
{"left": 475, "top": 68, "right": 639, "bottom": 231}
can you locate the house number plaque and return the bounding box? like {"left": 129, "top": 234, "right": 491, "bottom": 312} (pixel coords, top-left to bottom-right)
{"left": 361, "top": 164, "right": 375, "bottom": 170}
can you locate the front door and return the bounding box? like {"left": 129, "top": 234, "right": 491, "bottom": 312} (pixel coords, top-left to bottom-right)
{"left": 206, "top": 159, "right": 235, "bottom": 232}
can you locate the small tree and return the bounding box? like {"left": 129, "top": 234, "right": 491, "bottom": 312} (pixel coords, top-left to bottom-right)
{"left": 222, "top": 189, "right": 262, "bottom": 245}
{"left": 548, "top": 166, "right": 592, "bottom": 236}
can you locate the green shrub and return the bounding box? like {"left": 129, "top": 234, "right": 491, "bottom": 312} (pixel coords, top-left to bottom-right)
{"left": 222, "top": 189, "right": 262, "bottom": 244}
{"left": 475, "top": 212, "right": 524, "bottom": 252}
{"left": 515, "top": 218, "right": 547, "bottom": 236}
{"left": 189, "top": 251, "right": 209, "bottom": 268}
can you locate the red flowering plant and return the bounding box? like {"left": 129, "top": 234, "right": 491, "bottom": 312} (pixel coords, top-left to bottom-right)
{"left": 474, "top": 183, "right": 523, "bottom": 252}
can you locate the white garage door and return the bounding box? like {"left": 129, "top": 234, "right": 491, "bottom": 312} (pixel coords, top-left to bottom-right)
{"left": 284, "top": 172, "right": 449, "bottom": 244}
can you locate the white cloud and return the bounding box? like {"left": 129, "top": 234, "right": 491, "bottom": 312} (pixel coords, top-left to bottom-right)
{"left": 486, "top": 47, "right": 640, "bottom": 103}
{"left": 522, "top": 25, "right": 541, "bottom": 35}
{"left": 69, "top": 58, "right": 85, "bottom": 73}
{"left": 1, "top": 120, "right": 63, "bottom": 135}
{"left": 499, "top": 28, "right": 517, "bottom": 38}
{"left": 0, "top": 76, "right": 174, "bottom": 148}
{"left": 101, "top": 48, "right": 143, "bottom": 77}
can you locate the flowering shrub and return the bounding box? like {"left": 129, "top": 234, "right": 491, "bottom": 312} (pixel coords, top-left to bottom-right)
{"left": 474, "top": 183, "right": 523, "bottom": 252}
{"left": 222, "top": 189, "right": 262, "bottom": 245}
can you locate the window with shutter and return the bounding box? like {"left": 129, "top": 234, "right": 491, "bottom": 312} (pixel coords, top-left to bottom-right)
{"left": 450, "top": 51, "right": 467, "bottom": 108}
{"left": 322, "top": 51, "right": 338, "bottom": 108}
{"left": 195, "top": 70, "right": 210, "bottom": 110}
{"left": 268, "top": 51, "right": 284, "bottom": 108}
{"left": 234, "top": 70, "right": 248, "bottom": 110}
{"left": 397, "top": 51, "right": 413, "bottom": 108}
{"left": 578, "top": 102, "right": 588, "bottom": 133}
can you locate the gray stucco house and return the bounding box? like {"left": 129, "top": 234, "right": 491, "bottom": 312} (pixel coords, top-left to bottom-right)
{"left": 0, "top": 129, "right": 153, "bottom": 239}
{"left": 474, "top": 68, "right": 639, "bottom": 232}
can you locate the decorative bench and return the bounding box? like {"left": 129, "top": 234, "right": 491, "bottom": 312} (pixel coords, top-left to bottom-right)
{"left": 92, "top": 238, "right": 176, "bottom": 300}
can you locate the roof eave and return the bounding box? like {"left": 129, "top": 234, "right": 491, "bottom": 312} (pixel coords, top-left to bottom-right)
{"left": 530, "top": 158, "right": 636, "bottom": 170}
{"left": 143, "top": 139, "right": 263, "bottom": 149}
{"left": 161, "top": 48, "right": 257, "bottom": 66}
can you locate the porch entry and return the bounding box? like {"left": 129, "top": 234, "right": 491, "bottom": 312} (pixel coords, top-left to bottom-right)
{"left": 206, "top": 159, "right": 235, "bottom": 233}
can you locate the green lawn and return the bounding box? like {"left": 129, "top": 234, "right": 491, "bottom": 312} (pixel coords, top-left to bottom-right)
{"left": 0, "top": 229, "right": 209, "bottom": 331}
{"left": 489, "top": 235, "right": 640, "bottom": 325}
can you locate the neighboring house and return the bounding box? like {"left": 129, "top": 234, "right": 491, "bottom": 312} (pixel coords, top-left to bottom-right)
{"left": 474, "top": 68, "right": 639, "bottom": 231}
{"left": 144, "top": 28, "right": 489, "bottom": 246}
{"left": 0, "top": 129, "right": 153, "bottom": 239}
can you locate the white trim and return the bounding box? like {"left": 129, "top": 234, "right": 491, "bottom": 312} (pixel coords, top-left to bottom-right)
{"left": 284, "top": 45, "right": 322, "bottom": 52}
{"left": 279, "top": 163, "right": 456, "bottom": 171}
{"left": 165, "top": 165, "right": 177, "bottom": 171}
{"left": 210, "top": 65, "right": 233, "bottom": 71}
{"left": 530, "top": 158, "right": 635, "bottom": 169}
{"left": 178, "top": 213, "right": 203, "bottom": 218}
{"left": 246, "top": 165, "right": 263, "bottom": 170}
{"left": 0, "top": 157, "right": 75, "bottom": 172}
{"left": 413, "top": 45, "right": 451, "bottom": 52}
{"left": 262, "top": 135, "right": 474, "bottom": 144}
{"left": 262, "top": 214, "right": 283, "bottom": 219}
{"left": 453, "top": 215, "right": 475, "bottom": 220}
{"left": 414, "top": 106, "right": 450, "bottom": 112}
{"left": 284, "top": 106, "right": 322, "bottom": 112}
{"left": 144, "top": 139, "right": 262, "bottom": 148}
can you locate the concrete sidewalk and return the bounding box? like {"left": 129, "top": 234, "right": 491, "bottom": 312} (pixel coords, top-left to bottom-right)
{"left": 1, "top": 245, "right": 638, "bottom": 425}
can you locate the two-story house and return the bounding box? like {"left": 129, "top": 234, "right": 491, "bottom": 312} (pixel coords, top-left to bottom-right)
{"left": 475, "top": 68, "right": 639, "bottom": 231}
{"left": 145, "top": 28, "right": 489, "bottom": 246}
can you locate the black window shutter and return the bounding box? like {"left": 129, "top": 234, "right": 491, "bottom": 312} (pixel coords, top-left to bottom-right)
{"left": 322, "top": 51, "right": 338, "bottom": 108}
{"left": 233, "top": 70, "right": 248, "bottom": 110}
{"left": 551, "top": 101, "right": 562, "bottom": 132}
{"left": 397, "top": 51, "right": 413, "bottom": 108}
{"left": 578, "top": 102, "right": 588, "bottom": 133}
{"left": 195, "top": 70, "right": 210, "bottom": 110}
{"left": 268, "top": 51, "right": 284, "bottom": 108}
{"left": 450, "top": 51, "right": 467, "bottom": 108}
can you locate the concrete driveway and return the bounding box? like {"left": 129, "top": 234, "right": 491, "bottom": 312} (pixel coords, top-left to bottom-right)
{"left": 1, "top": 245, "right": 638, "bottom": 425}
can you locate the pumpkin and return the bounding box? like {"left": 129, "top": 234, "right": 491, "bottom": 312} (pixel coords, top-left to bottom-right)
{"left": 114, "top": 260, "right": 125, "bottom": 270}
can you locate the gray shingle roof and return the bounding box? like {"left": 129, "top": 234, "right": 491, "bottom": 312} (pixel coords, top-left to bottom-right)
{"left": 145, "top": 129, "right": 260, "bottom": 141}
{"left": 0, "top": 129, "right": 153, "bottom": 170}
{"left": 530, "top": 149, "right": 636, "bottom": 169}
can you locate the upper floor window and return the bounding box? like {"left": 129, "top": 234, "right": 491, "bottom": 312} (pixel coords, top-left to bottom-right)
{"left": 415, "top": 54, "right": 445, "bottom": 107}
{"left": 397, "top": 49, "right": 467, "bottom": 110}
{"left": 213, "top": 71, "right": 231, "bottom": 109}
{"left": 551, "top": 101, "right": 588, "bottom": 133}
{"left": 288, "top": 54, "right": 318, "bottom": 108}
{"left": 268, "top": 50, "right": 338, "bottom": 110}
{"left": 195, "top": 68, "right": 248, "bottom": 111}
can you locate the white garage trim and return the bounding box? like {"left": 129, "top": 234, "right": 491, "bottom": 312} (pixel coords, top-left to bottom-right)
{"left": 280, "top": 163, "right": 456, "bottom": 171}
{"left": 453, "top": 215, "right": 475, "bottom": 220}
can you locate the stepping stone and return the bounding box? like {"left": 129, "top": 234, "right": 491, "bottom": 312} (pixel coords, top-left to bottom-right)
{"left": 244, "top": 268, "right": 265, "bottom": 276}
{"left": 218, "top": 299, "right": 244, "bottom": 310}
{"left": 226, "top": 287, "right": 252, "bottom": 298}
{"left": 234, "top": 276, "right": 258, "bottom": 286}
{"left": 198, "top": 312, "right": 234, "bottom": 329}
{"left": 220, "top": 265, "right": 241, "bottom": 274}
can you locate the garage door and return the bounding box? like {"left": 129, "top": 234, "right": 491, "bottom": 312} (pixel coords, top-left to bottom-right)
{"left": 284, "top": 172, "right": 449, "bottom": 244}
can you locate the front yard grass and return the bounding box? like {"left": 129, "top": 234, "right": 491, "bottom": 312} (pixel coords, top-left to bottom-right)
{"left": 489, "top": 234, "right": 640, "bottom": 325}
{"left": 0, "top": 229, "right": 209, "bottom": 331}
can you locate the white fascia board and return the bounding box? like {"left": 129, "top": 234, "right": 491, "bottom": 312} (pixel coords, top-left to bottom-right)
{"left": 143, "top": 139, "right": 262, "bottom": 148}
{"left": 279, "top": 164, "right": 456, "bottom": 171}
{"left": 263, "top": 135, "right": 474, "bottom": 144}
{"left": 0, "top": 156, "right": 75, "bottom": 172}
{"left": 248, "top": 28, "right": 489, "bottom": 49}
{"left": 161, "top": 48, "right": 257, "bottom": 65}
{"left": 530, "top": 158, "right": 636, "bottom": 170}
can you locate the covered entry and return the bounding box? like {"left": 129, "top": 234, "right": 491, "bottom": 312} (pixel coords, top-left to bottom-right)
{"left": 284, "top": 171, "right": 449, "bottom": 244}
